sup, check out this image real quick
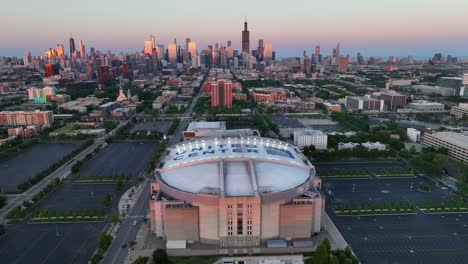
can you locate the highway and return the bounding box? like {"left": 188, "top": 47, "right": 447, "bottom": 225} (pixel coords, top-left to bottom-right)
{"left": 0, "top": 120, "right": 130, "bottom": 224}
{"left": 102, "top": 70, "right": 209, "bottom": 264}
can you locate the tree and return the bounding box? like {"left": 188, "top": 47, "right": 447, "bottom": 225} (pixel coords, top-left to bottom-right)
{"left": 103, "top": 194, "right": 112, "bottom": 208}
{"left": 329, "top": 255, "right": 340, "bottom": 264}
{"left": 116, "top": 180, "right": 124, "bottom": 192}
{"left": 98, "top": 232, "right": 112, "bottom": 250}
{"left": 103, "top": 120, "right": 118, "bottom": 132}
{"left": 345, "top": 246, "right": 352, "bottom": 258}
{"left": 152, "top": 249, "right": 170, "bottom": 264}
{"left": 110, "top": 212, "right": 120, "bottom": 224}
{"left": 322, "top": 238, "right": 331, "bottom": 254}
{"left": 0, "top": 194, "right": 6, "bottom": 209}
{"left": 312, "top": 244, "right": 329, "bottom": 264}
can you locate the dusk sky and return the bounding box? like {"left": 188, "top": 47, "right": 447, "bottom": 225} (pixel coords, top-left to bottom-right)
{"left": 1, "top": 0, "right": 468, "bottom": 58}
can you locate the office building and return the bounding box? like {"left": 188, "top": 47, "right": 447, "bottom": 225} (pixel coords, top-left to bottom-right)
{"left": 293, "top": 130, "right": 328, "bottom": 149}
{"left": 263, "top": 44, "right": 273, "bottom": 61}
{"left": 168, "top": 43, "right": 177, "bottom": 65}
{"left": 144, "top": 40, "right": 153, "bottom": 55}
{"left": 149, "top": 137, "right": 323, "bottom": 247}
{"left": 242, "top": 20, "right": 250, "bottom": 54}
{"left": 69, "top": 37, "right": 75, "bottom": 57}
{"left": 423, "top": 130, "right": 468, "bottom": 163}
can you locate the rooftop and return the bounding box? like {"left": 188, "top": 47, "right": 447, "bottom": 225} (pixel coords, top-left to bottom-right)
{"left": 430, "top": 132, "right": 468, "bottom": 149}
{"left": 186, "top": 121, "right": 226, "bottom": 131}
{"left": 158, "top": 137, "right": 314, "bottom": 197}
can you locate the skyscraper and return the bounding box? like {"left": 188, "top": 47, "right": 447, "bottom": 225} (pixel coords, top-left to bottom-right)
{"left": 57, "top": 44, "right": 64, "bottom": 56}
{"left": 263, "top": 43, "right": 273, "bottom": 61}
{"left": 168, "top": 43, "right": 177, "bottom": 65}
{"left": 257, "top": 39, "right": 264, "bottom": 60}
{"left": 188, "top": 41, "right": 197, "bottom": 67}
{"left": 144, "top": 40, "right": 153, "bottom": 55}
{"left": 69, "top": 37, "right": 76, "bottom": 57}
{"left": 79, "top": 40, "right": 86, "bottom": 59}
{"left": 227, "top": 40, "right": 234, "bottom": 58}
{"left": 242, "top": 20, "right": 250, "bottom": 54}
{"left": 315, "top": 45, "right": 320, "bottom": 57}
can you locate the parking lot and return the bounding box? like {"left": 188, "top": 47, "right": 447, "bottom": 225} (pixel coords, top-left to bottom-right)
{"left": 329, "top": 212, "right": 468, "bottom": 264}
{"left": 130, "top": 121, "right": 172, "bottom": 135}
{"left": 76, "top": 141, "right": 158, "bottom": 179}
{"left": 0, "top": 222, "right": 104, "bottom": 264}
{"left": 0, "top": 142, "right": 80, "bottom": 192}
{"left": 271, "top": 116, "right": 305, "bottom": 128}
{"left": 324, "top": 164, "right": 468, "bottom": 263}
{"left": 33, "top": 183, "right": 119, "bottom": 212}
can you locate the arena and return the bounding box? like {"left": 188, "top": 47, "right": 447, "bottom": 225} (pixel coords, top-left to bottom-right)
{"left": 149, "top": 136, "right": 324, "bottom": 247}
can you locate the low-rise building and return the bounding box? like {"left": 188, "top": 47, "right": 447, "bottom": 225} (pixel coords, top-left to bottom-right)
{"left": 423, "top": 130, "right": 468, "bottom": 163}
{"left": 406, "top": 100, "right": 445, "bottom": 112}
{"left": 293, "top": 130, "right": 327, "bottom": 149}
{"left": 361, "top": 141, "right": 386, "bottom": 151}
{"left": 338, "top": 142, "right": 360, "bottom": 150}
{"left": 450, "top": 103, "right": 468, "bottom": 119}
{"left": 183, "top": 121, "right": 258, "bottom": 141}
{"left": 407, "top": 128, "right": 421, "bottom": 143}
{"left": 323, "top": 102, "right": 342, "bottom": 112}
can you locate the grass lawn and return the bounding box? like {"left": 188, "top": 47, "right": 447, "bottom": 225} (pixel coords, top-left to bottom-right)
{"left": 52, "top": 124, "right": 80, "bottom": 133}
{"left": 170, "top": 256, "right": 221, "bottom": 264}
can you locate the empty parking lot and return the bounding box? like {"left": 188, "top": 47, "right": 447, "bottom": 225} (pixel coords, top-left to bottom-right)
{"left": 0, "top": 142, "right": 80, "bottom": 192}
{"left": 0, "top": 222, "right": 104, "bottom": 264}
{"left": 76, "top": 141, "right": 158, "bottom": 179}
{"left": 325, "top": 170, "right": 468, "bottom": 264}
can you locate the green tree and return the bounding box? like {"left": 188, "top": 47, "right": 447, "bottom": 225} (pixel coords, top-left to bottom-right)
{"left": 110, "top": 212, "right": 120, "bottom": 223}
{"left": 152, "top": 249, "right": 170, "bottom": 264}
{"left": 312, "top": 244, "right": 329, "bottom": 264}
{"left": 103, "top": 120, "right": 118, "bottom": 132}
{"left": 97, "top": 232, "right": 112, "bottom": 250}
{"left": 345, "top": 246, "right": 352, "bottom": 258}
{"left": 116, "top": 180, "right": 124, "bottom": 192}
{"left": 103, "top": 194, "right": 112, "bottom": 208}
{"left": 322, "top": 238, "right": 331, "bottom": 254}
{"left": 329, "top": 255, "right": 340, "bottom": 264}
{"left": 0, "top": 194, "right": 6, "bottom": 209}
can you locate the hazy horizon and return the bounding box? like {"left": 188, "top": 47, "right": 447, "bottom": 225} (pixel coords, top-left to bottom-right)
{"left": 1, "top": 0, "right": 467, "bottom": 58}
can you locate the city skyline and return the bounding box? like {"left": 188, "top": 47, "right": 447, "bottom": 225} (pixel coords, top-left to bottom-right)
{"left": 1, "top": 0, "right": 468, "bottom": 58}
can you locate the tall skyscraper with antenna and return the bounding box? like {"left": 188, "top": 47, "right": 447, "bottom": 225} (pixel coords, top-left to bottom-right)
{"left": 242, "top": 19, "right": 250, "bottom": 54}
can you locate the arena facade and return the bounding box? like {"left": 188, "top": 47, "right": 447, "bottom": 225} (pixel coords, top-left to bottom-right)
{"left": 149, "top": 136, "right": 324, "bottom": 247}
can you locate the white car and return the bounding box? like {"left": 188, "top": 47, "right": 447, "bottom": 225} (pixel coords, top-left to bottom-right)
{"left": 132, "top": 220, "right": 137, "bottom": 226}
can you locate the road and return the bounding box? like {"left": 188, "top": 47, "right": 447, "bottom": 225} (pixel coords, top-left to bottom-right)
{"left": 102, "top": 179, "right": 150, "bottom": 264}
{"left": 102, "top": 70, "right": 209, "bottom": 264}
{"left": 168, "top": 71, "right": 208, "bottom": 145}
{"left": 0, "top": 120, "right": 130, "bottom": 224}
